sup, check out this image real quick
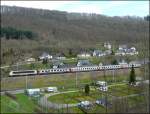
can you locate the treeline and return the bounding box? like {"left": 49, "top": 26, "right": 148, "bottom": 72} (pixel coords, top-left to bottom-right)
{"left": 0, "top": 27, "right": 35, "bottom": 40}
{"left": 144, "top": 15, "right": 150, "bottom": 21}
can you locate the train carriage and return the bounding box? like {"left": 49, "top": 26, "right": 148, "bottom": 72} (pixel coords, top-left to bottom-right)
{"left": 38, "top": 68, "right": 70, "bottom": 75}
{"left": 9, "top": 70, "right": 37, "bottom": 76}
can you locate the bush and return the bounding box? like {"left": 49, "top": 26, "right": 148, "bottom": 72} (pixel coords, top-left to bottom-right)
{"left": 85, "top": 84, "right": 90, "bottom": 95}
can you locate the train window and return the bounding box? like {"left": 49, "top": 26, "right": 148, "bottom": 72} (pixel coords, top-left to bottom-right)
{"left": 13, "top": 70, "right": 35, "bottom": 74}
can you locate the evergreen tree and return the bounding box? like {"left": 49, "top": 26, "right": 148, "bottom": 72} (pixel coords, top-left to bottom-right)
{"left": 111, "top": 59, "right": 118, "bottom": 65}
{"left": 42, "top": 58, "right": 48, "bottom": 64}
{"left": 129, "top": 65, "right": 136, "bottom": 85}
{"left": 85, "top": 84, "right": 90, "bottom": 95}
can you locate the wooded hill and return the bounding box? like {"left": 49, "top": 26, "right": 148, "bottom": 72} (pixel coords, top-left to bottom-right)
{"left": 1, "top": 5, "right": 149, "bottom": 65}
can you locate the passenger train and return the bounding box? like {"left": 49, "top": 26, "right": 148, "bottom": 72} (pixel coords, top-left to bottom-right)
{"left": 9, "top": 63, "right": 141, "bottom": 77}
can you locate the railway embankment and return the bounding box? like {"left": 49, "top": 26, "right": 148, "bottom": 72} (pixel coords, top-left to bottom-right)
{"left": 1, "top": 68, "right": 142, "bottom": 91}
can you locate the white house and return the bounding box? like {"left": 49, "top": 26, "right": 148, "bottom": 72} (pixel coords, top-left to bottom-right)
{"left": 118, "top": 60, "right": 128, "bottom": 65}
{"left": 55, "top": 53, "right": 66, "bottom": 60}
{"left": 93, "top": 50, "right": 105, "bottom": 57}
{"left": 77, "top": 52, "right": 91, "bottom": 58}
{"left": 53, "top": 61, "right": 64, "bottom": 68}
{"left": 96, "top": 81, "right": 108, "bottom": 91}
{"left": 96, "top": 98, "right": 112, "bottom": 108}
{"left": 78, "top": 101, "right": 92, "bottom": 109}
{"left": 46, "top": 87, "right": 57, "bottom": 92}
{"left": 77, "top": 60, "right": 91, "bottom": 67}
{"left": 39, "top": 52, "right": 53, "bottom": 60}
{"left": 104, "top": 50, "right": 112, "bottom": 55}
{"left": 56, "top": 56, "right": 66, "bottom": 60}
{"left": 26, "top": 88, "right": 40, "bottom": 96}
{"left": 126, "top": 47, "right": 138, "bottom": 55}
{"left": 130, "top": 47, "right": 136, "bottom": 51}
{"left": 99, "top": 62, "right": 103, "bottom": 66}
{"left": 96, "top": 81, "right": 107, "bottom": 86}
{"left": 118, "top": 45, "right": 127, "bottom": 51}
{"left": 26, "top": 57, "right": 36, "bottom": 62}
{"left": 104, "top": 42, "right": 111, "bottom": 50}
{"left": 115, "top": 50, "right": 126, "bottom": 56}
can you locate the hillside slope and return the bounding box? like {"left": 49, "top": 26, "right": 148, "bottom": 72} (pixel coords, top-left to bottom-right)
{"left": 1, "top": 6, "right": 149, "bottom": 65}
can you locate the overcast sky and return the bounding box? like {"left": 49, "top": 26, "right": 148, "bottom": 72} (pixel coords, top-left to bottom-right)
{"left": 1, "top": 1, "right": 149, "bottom": 17}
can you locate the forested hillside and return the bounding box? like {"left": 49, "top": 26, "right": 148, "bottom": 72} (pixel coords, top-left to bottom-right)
{"left": 1, "top": 6, "right": 149, "bottom": 65}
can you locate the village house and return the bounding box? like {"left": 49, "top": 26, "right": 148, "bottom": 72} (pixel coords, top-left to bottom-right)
{"left": 115, "top": 49, "right": 126, "bottom": 56}
{"left": 99, "top": 62, "right": 103, "bottom": 66}
{"left": 96, "top": 98, "right": 112, "bottom": 108}
{"left": 53, "top": 61, "right": 64, "bottom": 68}
{"left": 104, "top": 50, "right": 112, "bottom": 55}
{"left": 46, "top": 87, "right": 58, "bottom": 92}
{"left": 77, "top": 60, "right": 92, "bottom": 67}
{"left": 39, "top": 52, "right": 53, "bottom": 60}
{"left": 25, "top": 57, "right": 36, "bottom": 62}
{"left": 104, "top": 42, "right": 112, "bottom": 50}
{"left": 118, "top": 59, "right": 128, "bottom": 65}
{"left": 78, "top": 101, "right": 93, "bottom": 109}
{"left": 93, "top": 50, "right": 106, "bottom": 57}
{"left": 126, "top": 47, "right": 138, "bottom": 55}
{"left": 26, "top": 88, "right": 40, "bottom": 97}
{"left": 96, "top": 81, "right": 108, "bottom": 91}
{"left": 116, "top": 45, "right": 138, "bottom": 56}
{"left": 118, "top": 45, "right": 128, "bottom": 51}
{"left": 77, "top": 52, "right": 91, "bottom": 58}
{"left": 55, "top": 53, "right": 66, "bottom": 60}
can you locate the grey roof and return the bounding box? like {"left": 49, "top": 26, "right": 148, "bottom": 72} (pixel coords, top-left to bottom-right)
{"left": 97, "top": 98, "right": 112, "bottom": 107}
{"left": 116, "top": 49, "right": 126, "bottom": 53}
{"left": 41, "top": 52, "right": 50, "bottom": 57}
{"left": 126, "top": 48, "right": 135, "bottom": 53}
{"left": 94, "top": 50, "right": 103, "bottom": 54}
{"left": 53, "top": 61, "right": 64, "bottom": 66}
{"left": 77, "top": 60, "right": 92, "bottom": 66}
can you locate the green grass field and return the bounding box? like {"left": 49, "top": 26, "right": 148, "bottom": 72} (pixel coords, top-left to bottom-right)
{"left": 1, "top": 83, "right": 148, "bottom": 113}
{"left": 1, "top": 93, "right": 41, "bottom": 113}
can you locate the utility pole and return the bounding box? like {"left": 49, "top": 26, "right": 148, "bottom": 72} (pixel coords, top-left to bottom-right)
{"left": 26, "top": 75, "right": 28, "bottom": 89}
{"left": 103, "top": 69, "right": 107, "bottom": 113}
{"left": 17, "top": 62, "right": 18, "bottom": 70}
{"left": 113, "top": 69, "right": 115, "bottom": 82}
{"left": 75, "top": 72, "right": 78, "bottom": 88}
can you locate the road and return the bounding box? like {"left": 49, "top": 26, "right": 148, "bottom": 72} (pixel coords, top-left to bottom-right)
{"left": 0, "top": 89, "right": 25, "bottom": 95}
{"left": 38, "top": 90, "right": 79, "bottom": 109}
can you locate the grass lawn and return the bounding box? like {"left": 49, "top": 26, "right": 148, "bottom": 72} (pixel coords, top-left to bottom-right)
{"left": 1, "top": 93, "right": 41, "bottom": 113}
{"left": 87, "top": 104, "right": 106, "bottom": 113}
{"left": 48, "top": 92, "right": 79, "bottom": 104}
{"left": 48, "top": 90, "right": 103, "bottom": 104}
{"left": 127, "top": 95, "right": 146, "bottom": 108}
{"left": 47, "top": 105, "right": 84, "bottom": 113}
{"left": 108, "top": 84, "right": 143, "bottom": 97}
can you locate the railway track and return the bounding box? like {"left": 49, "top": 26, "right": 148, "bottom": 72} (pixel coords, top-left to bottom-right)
{"left": 8, "top": 63, "right": 141, "bottom": 77}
